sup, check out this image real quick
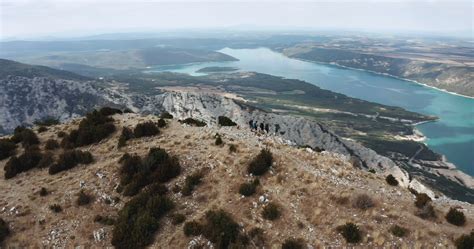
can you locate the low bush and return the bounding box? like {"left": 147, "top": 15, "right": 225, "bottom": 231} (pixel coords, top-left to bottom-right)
{"left": 39, "top": 187, "right": 48, "bottom": 196}
{"left": 11, "top": 127, "right": 39, "bottom": 148}
{"left": 34, "top": 117, "right": 60, "bottom": 126}
{"left": 282, "top": 238, "right": 304, "bottom": 249}
{"left": 45, "top": 139, "right": 59, "bottom": 150}
{"left": 49, "top": 150, "right": 93, "bottom": 175}
{"left": 445, "top": 207, "right": 466, "bottom": 226}
{"left": 37, "top": 152, "right": 54, "bottom": 168}
{"left": 179, "top": 118, "right": 206, "bottom": 127}
{"left": 157, "top": 118, "right": 166, "bottom": 128}
{"left": 94, "top": 215, "right": 115, "bottom": 225}
{"left": 415, "top": 203, "right": 436, "bottom": 220}
{"left": 202, "top": 210, "right": 240, "bottom": 249}
{"left": 352, "top": 194, "right": 375, "bottom": 210}
{"left": 181, "top": 171, "right": 204, "bottom": 196}
{"left": 215, "top": 134, "right": 223, "bottom": 146}
{"left": 239, "top": 179, "right": 259, "bottom": 197}
{"left": 248, "top": 227, "right": 265, "bottom": 247}
{"left": 247, "top": 149, "right": 273, "bottom": 176}
{"left": 337, "top": 222, "right": 361, "bottom": 243}
{"left": 99, "top": 107, "right": 123, "bottom": 116}
{"left": 118, "top": 127, "right": 133, "bottom": 148}
{"left": 57, "top": 131, "right": 66, "bottom": 138}
{"left": 111, "top": 186, "right": 174, "bottom": 249}
{"left": 134, "top": 122, "right": 159, "bottom": 138}
{"left": 0, "top": 218, "right": 9, "bottom": 243}
{"left": 37, "top": 126, "right": 48, "bottom": 133}
{"left": 228, "top": 144, "right": 237, "bottom": 153}
{"left": 49, "top": 204, "right": 62, "bottom": 213}
{"left": 385, "top": 174, "right": 399, "bottom": 186}
{"left": 455, "top": 230, "right": 474, "bottom": 249}
{"left": 218, "top": 116, "right": 237, "bottom": 126}
{"left": 4, "top": 150, "right": 43, "bottom": 179}
{"left": 0, "top": 139, "right": 16, "bottom": 160}
{"left": 415, "top": 193, "right": 432, "bottom": 208}
{"left": 160, "top": 112, "right": 173, "bottom": 119}
{"left": 262, "top": 202, "right": 280, "bottom": 220}
{"left": 184, "top": 221, "right": 203, "bottom": 236}
{"left": 171, "top": 213, "right": 186, "bottom": 225}
{"left": 390, "top": 225, "right": 408, "bottom": 237}
{"left": 76, "top": 190, "right": 93, "bottom": 206}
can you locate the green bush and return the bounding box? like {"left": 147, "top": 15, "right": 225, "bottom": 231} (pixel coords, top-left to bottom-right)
{"left": 385, "top": 174, "right": 398, "bottom": 186}
{"left": 248, "top": 227, "right": 265, "bottom": 247}
{"left": 352, "top": 194, "right": 374, "bottom": 210}
{"left": 39, "top": 187, "right": 48, "bottom": 196}
{"left": 0, "top": 139, "right": 16, "bottom": 160}
{"left": 99, "top": 107, "right": 123, "bottom": 116}
{"left": 455, "top": 230, "right": 474, "bottom": 249}
{"left": 282, "top": 238, "right": 304, "bottom": 249}
{"left": 49, "top": 150, "right": 93, "bottom": 175}
{"left": 34, "top": 117, "right": 60, "bottom": 126}
{"left": 415, "top": 193, "right": 432, "bottom": 208}
{"left": 239, "top": 179, "right": 259, "bottom": 197}
{"left": 218, "top": 116, "right": 237, "bottom": 126}
{"left": 49, "top": 204, "right": 62, "bottom": 213}
{"left": 160, "top": 112, "right": 173, "bottom": 119}
{"left": 415, "top": 203, "right": 436, "bottom": 220}
{"left": 134, "top": 122, "right": 159, "bottom": 138}
{"left": 337, "top": 222, "right": 361, "bottom": 243}
{"left": 157, "top": 118, "right": 166, "bottom": 128}
{"left": 37, "top": 126, "right": 48, "bottom": 133}
{"left": 446, "top": 207, "right": 466, "bottom": 226}
{"left": 247, "top": 149, "right": 273, "bottom": 176}
{"left": 228, "top": 144, "right": 237, "bottom": 153}
{"left": 262, "top": 202, "right": 280, "bottom": 220}
{"left": 57, "top": 131, "right": 66, "bottom": 138}
{"left": 179, "top": 118, "right": 206, "bottom": 127}
{"left": 76, "top": 190, "right": 93, "bottom": 206}
{"left": 61, "top": 110, "right": 116, "bottom": 148}
{"left": 390, "top": 225, "right": 408, "bottom": 237}
{"left": 45, "top": 139, "right": 59, "bottom": 150}
{"left": 118, "top": 127, "right": 133, "bottom": 148}
{"left": 0, "top": 218, "right": 9, "bottom": 243}
{"left": 183, "top": 221, "right": 203, "bottom": 236}
{"left": 202, "top": 210, "right": 240, "bottom": 249}
{"left": 4, "top": 149, "right": 43, "bottom": 179}
{"left": 111, "top": 186, "right": 174, "bottom": 249}
{"left": 181, "top": 171, "right": 204, "bottom": 196}
{"left": 215, "top": 134, "right": 223, "bottom": 146}
{"left": 11, "top": 127, "right": 40, "bottom": 148}
{"left": 94, "top": 215, "right": 115, "bottom": 225}
{"left": 171, "top": 213, "right": 186, "bottom": 225}
{"left": 37, "top": 152, "right": 54, "bottom": 168}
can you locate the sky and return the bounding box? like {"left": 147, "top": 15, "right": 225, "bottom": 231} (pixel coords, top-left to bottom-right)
{"left": 0, "top": 0, "right": 472, "bottom": 39}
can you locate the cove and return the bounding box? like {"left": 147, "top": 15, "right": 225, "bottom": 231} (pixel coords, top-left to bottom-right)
{"left": 151, "top": 47, "right": 474, "bottom": 176}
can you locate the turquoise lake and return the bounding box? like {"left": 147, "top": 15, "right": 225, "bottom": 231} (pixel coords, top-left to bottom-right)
{"left": 152, "top": 47, "right": 474, "bottom": 176}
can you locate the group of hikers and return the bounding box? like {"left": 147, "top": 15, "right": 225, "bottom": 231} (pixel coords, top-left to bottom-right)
{"left": 248, "top": 120, "right": 281, "bottom": 134}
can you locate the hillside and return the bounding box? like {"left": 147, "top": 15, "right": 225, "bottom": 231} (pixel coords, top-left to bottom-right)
{"left": 0, "top": 112, "right": 472, "bottom": 248}
{"left": 0, "top": 59, "right": 90, "bottom": 81}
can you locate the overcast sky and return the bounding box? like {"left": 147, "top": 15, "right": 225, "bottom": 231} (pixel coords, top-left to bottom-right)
{"left": 0, "top": 0, "right": 472, "bottom": 39}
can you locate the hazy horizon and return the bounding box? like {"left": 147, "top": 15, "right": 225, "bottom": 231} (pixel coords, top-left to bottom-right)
{"left": 1, "top": 0, "right": 472, "bottom": 40}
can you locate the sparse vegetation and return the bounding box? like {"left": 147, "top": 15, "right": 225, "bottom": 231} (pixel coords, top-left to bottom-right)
{"left": 49, "top": 204, "right": 62, "bottom": 213}
{"left": 239, "top": 179, "right": 259, "bottom": 197}
{"left": 179, "top": 118, "right": 206, "bottom": 127}
{"left": 118, "top": 127, "right": 133, "bottom": 148}
{"left": 34, "top": 117, "right": 60, "bottom": 126}
{"left": 282, "top": 238, "right": 304, "bottom": 249}
{"left": 445, "top": 207, "right": 466, "bottom": 226}
{"left": 390, "top": 225, "right": 408, "bottom": 237}
{"left": 37, "top": 126, "right": 48, "bottom": 133}
{"left": 171, "top": 213, "right": 186, "bottom": 225}
{"left": 352, "top": 194, "right": 375, "bottom": 210}
{"left": 133, "top": 122, "right": 159, "bottom": 138}
{"left": 414, "top": 193, "right": 431, "bottom": 208}
{"left": 337, "top": 222, "right": 361, "bottom": 243}
{"left": 0, "top": 139, "right": 16, "bottom": 160}
{"left": 228, "top": 144, "right": 237, "bottom": 153}
{"left": 218, "top": 116, "right": 237, "bottom": 126}
{"left": 0, "top": 218, "right": 10, "bottom": 243}
{"left": 415, "top": 203, "right": 436, "bottom": 220}
{"left": 455, "top": 230, "right": 474, "bottom": 249}
{"left": 183, "top": 221, "right": 202, "bottom": 236}
{"left": 181, "top": 171, "right": 204, "bottom": 196}
{"left": 49, "top": 150, "right": 93, "bottom": 175}
{"left": 76, "top": 190, "right": 93, "bottom": 206}
{"left": 160, "top": 112, "right": 173, "bottom": 119}
{"left": 247, "top": 149, "right": 273, "bottom": 176}
{"left": 262, "top": 202, "right": 280, "bottom": 220}
{"left": 99, "top": 107, "right": 122, "bottom": 116}
{"left": 45, "top": 139, "right": 59, "bottom": 150}
{"left": 39, "top": 187, "right": 48, "bottom": 196}
{"left": 385, "top": 174, "right": 398, "bottom": 186}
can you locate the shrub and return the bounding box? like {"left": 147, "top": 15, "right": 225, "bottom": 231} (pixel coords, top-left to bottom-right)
{"left": 4, "top": 150, "right": 43, "bottom": 179}
{"left": 282, "top": 238, "right": 304, "bottom": 249}
{"left": 184, "top": 221, "right": 203, "bottom": 236}
{"left": 248, "top": 227, "right": 265, "bottom": 247}
{"left": 49, "top": 204, "right": 62, "bottom": 213}
{"left": 118, "top": 127, "right": 133, "bottom": 148}
{"left": 262, "top": 202, "right": 280, "bottom": 220}
{"left": 157, "top": 118, "right": 166, "bottom": 128}
{"left": 146, "top": 148, "right": 181, "bottom": 182}
{"left": 99, "top": 107, "right": 123, "bottom": 116}
{"left": 111, "top": 186, "right": 174, "bottom": 249}
{"left": 247, "top": 149, "right": 273, "bottom": 176}
{"left": 215, "top": 134, "right": 223, "bottom": 146}
{"left": 228, "top": 144, "right": 237, "bottom": 153}
{"left": 49, "top": 150, "right": 93, "bottom": 175}
{"left": 11, "top": 127, "right": 40, "bottom": 148}
{"left": 368, "top": 169, "right": 376, "bottom": 174}
{"left": 160, "top": 112, "right": 173, "bottom": 119}
{"left": 76, "top": 190, "right": 93, "bottom": 206}
{"left": 415, "top": 203, "right": 436, "bottom": 220}
{"left": 181, "top": 171, "right": 204, "bottom": 196}
{"left": 39, "top": 187, "right": 48, "bottom": 196}
{"left": 390, "top": 225, "right": 408, "bottom": 237}
{"left": 37, "top": 152, "right": 54, "bottom": 168}
{"left": 0, "top": 139, "right": 16, "bottom": 160}
{"left": 218, "top": 116, "right": 237, "bottom": 126}
{"left": 415, "top": 193, "right": 432, "bottom": 208}
{"left": 34, "top": 117, "right": 60, "bottom": 126}
{"left": 45, "top": 139, "right": 59, "bottom": 150}
{"left": 0, "top": 218, "right": 9, "bottom": 243}
{"left": 445, "top": 207, "right": 466, "bottom": 226}
{"left": 61, "top": 110, "right": 116, "bottom": 148}
{"left": 37, "top": 126, "right": 48, "bottom": 133}
{"left": 337, "top": 222, "right": 361, "bottom": 243}
{"left": 385, "top": 174, "right": 398, "bottom": 186}
{"left": 455, "top": 230, "right": 474, "bottom": 249}
{"left": 239, "top": 179, "right": 259, "bottom": 197}
{"left": 179, "top": 118, "right": 206, "bottom": 127}
{"left": 134, "top": 122, "right": 159, "bottom": 138}
{"left": 94, "top": 215, "right": 115, "bottom": 225}
{"left": 171, "top": 213, "right": 186, "bottom": 225}
{"left": 202, "top": 209, "right": 240, "bottom": 249}
{"left": 352, "top": 194, "right": 375, "bottom": 210}
{"left": 57, "top": 131, "right": 66, "bottom": 138}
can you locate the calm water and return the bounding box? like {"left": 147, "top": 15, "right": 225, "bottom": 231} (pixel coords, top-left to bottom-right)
{"left": 151, "top": 47, "right": 474, "bottom": 176}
